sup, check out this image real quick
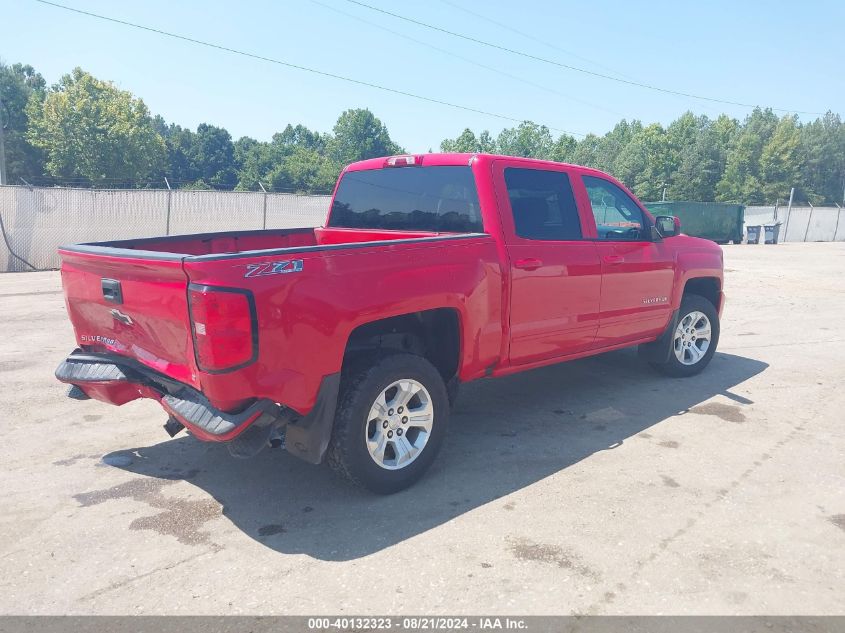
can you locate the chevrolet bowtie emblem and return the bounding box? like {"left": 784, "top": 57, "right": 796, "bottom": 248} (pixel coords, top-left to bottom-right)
{"left": 110, "top": 309, "right": 133, "bottom": 326}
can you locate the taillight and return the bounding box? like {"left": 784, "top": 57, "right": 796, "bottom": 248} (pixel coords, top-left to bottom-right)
{"left": 188, "top": 285, "right": 257, "bottom": 373}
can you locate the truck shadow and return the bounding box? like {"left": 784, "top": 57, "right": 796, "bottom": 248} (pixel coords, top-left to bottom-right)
{"left": 109, "top": 349, "right": 767, "bottom": 560}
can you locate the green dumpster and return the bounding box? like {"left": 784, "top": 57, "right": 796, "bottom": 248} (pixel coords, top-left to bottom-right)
{"left": 644, "top": 201, "right": 745, "bottom": 244}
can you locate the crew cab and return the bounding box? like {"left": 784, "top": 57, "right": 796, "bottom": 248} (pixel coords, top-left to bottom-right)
{"left": 55, "top": 153, "right": 724, "bottom": 493}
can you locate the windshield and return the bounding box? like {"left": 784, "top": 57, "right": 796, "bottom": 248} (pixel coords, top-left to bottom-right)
{"left": 329, "top": 166, "right": 483, "bottom": 233}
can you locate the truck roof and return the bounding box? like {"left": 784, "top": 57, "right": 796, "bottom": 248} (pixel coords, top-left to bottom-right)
{"left": 345, "top": 153, "right": 608, "bottom": 177}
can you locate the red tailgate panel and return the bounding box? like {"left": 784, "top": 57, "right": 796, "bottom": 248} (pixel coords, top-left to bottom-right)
{"left": 60, "top": 251, "right": 199, "bottom": 389}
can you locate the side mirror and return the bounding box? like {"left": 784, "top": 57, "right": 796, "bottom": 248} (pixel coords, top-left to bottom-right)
{"left": 655, "top": 215, "right": 681, "bottom": 238}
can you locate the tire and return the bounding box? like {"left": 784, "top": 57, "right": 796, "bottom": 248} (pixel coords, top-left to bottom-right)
{"left": 650, "top": 294, "right": 720, "bottom": 377}
{"left": 327, "top": 352, "right": 449, "bottom": 494}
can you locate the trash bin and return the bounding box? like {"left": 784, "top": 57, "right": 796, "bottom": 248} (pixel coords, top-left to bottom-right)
{"left": 764, "top": 223, "right": 783, "bottom": 244}
{"left": 746, "top": 225, "right": 762, "bottom": 244}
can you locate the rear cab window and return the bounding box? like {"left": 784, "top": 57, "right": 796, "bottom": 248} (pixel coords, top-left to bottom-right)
{"left": 329, "top": 166, "right": 483, "bottom": 233}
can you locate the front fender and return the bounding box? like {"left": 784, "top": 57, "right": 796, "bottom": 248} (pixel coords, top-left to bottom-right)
{"left": 670, "top": 238, "right": 724, "bottom": 311}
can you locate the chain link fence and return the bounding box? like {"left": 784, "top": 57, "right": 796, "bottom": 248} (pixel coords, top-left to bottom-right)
{"left": 3, "top": 185, "right": 844, "bottom": 272}
{"left": 0, "top": 185, "right": 330, "bottom": 272}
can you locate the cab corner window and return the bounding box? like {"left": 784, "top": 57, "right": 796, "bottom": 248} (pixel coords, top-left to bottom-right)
{"left": 583, "top": 175, "right": 646, "bottom": 241}
{"left": 504, "top": 168, "right": 582, "bottom": 241}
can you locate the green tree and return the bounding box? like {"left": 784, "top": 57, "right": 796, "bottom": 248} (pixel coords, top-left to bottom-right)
{"left": 233, "top": 136, "right": 267, "bottom": 190}
{"left": 439, "top": 128, "right": 497, "bottom": 153}
{"left": 154, "top": 119, "right": 197, "bottom": 185}
{"left": 570, "top": 133, "right": 602, "bottom": 169}
{"left": 0, "top": 61, "right": 46, "bottom": 182}
{"left": 615, "top": 123, "right": 670, "bottom": 200}
{"left": 273, "top": 123, "right": 326, "bottom": 153}
{"left": 669, "top": 120, "right": 723, "bottom": 201}
{"left": 328, "top": 108, "right": 402, "bottom": 164}
{"left": 234, "top": 123, "right": 334, "bottom": 191}
{"left": 801, "top": 112, "right": 845, "bottom": 204}
{"left": 711, "top": 114, "right": 740, "bottom": 171}
{"left": 496, "top": 121, "right": 554, "bottom": 159}
{"left": 441, "top": 128, "right": 478, "bottom": 152}
{"left": 26, "top": 68, "right": 165, "bottom": 185}
{"left": 550, "top": 134, "right": 577, "bottom": 163}
{"left": 187, "top": 123, "right": 237, "bottom": 188}
{"left": 596, "top": 119, "right": 642, "bottom": 174}
{"left": 662, "top": 111, "right": 699, "bottom": 191}
{"left": 760, "top": 115, "right": 803, "bottom": 203}
{"left": 477, "top": 130, "right": 496, "bottom": 153}
{"left": 716, "top": 107, "right": 778, "bottom": 203}
{"left": 268, "top": 147, "right": 339, "bottom": 193}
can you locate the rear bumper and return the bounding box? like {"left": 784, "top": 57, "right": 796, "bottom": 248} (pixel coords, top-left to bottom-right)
{"left": 55, "top": 350, "right": 341, "bottom": 464}
{"left": 55, "top": 350, "right": 279, "bottom": 442}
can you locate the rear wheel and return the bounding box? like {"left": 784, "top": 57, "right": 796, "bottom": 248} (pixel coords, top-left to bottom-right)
{"left": 650, "top": 294, "right": 719, "bottom": 377}
{"left": 327, "top": 353, "right": 449, "bottom": 494}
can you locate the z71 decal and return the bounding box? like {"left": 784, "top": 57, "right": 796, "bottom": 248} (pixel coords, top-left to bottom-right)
{"left": 243, "top": 259, "right": 304, "bottom": 278}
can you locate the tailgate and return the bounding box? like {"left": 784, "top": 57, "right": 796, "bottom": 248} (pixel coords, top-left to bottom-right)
{"left": 59, "top": 249, "right": 199, "bottom": 388}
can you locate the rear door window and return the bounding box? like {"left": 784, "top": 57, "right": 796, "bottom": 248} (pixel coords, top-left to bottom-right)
{"left": 329, "top": 166, "right": 483, "bottom": 232}
{"left": 504, "top": 168, "right": 582, "bottom": 240}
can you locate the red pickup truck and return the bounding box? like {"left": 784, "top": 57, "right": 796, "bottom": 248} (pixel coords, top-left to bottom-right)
{"left": 56, "top": 153, "right": 724, "bottom": 493}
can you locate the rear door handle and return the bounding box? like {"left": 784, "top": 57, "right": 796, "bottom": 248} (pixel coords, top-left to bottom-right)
{"left": 603, "top": 255, "right": 624, "bottom": 265}
{"left": 514, "top": 258, "right": 543, "bottom": 271}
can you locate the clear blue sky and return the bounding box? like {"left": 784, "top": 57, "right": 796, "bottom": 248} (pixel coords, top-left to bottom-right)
{"left": 3, "top": 0, "right": 843, "bottom": 150}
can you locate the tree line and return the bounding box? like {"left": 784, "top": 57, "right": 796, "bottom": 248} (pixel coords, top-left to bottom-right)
{"left": 2, "top": 61, "right": 844, "bottom": 204}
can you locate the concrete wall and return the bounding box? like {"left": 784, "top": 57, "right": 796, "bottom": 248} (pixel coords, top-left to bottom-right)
{"left": 0, "top": 185, "right": 331, "bottom": 272}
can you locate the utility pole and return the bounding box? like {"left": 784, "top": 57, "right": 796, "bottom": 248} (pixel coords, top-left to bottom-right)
{"left": 0, "top": 85, "right": 7, "bottom": 186}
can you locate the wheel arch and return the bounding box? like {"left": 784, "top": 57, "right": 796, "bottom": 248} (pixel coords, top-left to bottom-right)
{"left": 682, "top": 276, "right": 722, "bottom": 311}
{"left": 342, "top": 307, "right": 462, "bottom": 384}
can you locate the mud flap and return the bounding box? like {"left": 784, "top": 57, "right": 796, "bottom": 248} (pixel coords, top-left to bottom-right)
{"left": 638, "top": 309, "right": 680, "bottom": 364}
{"left": 283, "top": 373, "right": 341, "bottom": 465}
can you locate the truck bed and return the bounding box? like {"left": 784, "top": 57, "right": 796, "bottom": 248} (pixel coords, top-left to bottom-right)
{"left": 61, "top": 226, "right": 480, "bottom": 261}
{"left": 57, "top": 224, "right": 496, "bottom": 417}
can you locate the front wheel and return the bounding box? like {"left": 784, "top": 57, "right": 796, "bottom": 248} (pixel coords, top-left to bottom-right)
{"left": 327, "top": 353, "right": 449, "bottom": 494}
{"left": 650, "top": 294, "right": 720, "bottom": 377}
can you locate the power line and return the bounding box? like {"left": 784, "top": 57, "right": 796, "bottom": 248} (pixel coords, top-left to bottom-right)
{"left": 436, "top": 0, "right": 634, "bottom": 82}
{"left": 33, "top": 0, "right": 577, "bottom": 135}
{"left": 435, "top": 0, "right": 728, "bottom": 119}
{"left": 436, "top": 2, "right": 732, "bottom": 118}
{"left": 345, "top": 0, "right": 823, "bottom": 116}
{"left": 311, "top": 0, "right": 619, "bottom": 126}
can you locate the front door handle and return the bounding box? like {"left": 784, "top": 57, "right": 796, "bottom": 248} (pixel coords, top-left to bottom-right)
{"left": 514, "top": 258, "right": 543, "bottom": 271}
{"left": 603, "top": 254, "right": 624, "bottom": 265}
